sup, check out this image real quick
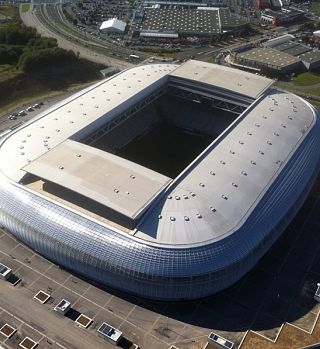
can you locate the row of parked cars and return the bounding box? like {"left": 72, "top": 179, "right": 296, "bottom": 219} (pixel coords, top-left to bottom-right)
{"left": 8, "top": 102, "right": 44, "bottom": 120}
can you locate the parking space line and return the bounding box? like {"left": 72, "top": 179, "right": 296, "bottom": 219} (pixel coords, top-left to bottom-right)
{"left": 0, "top": 246, "right": 169, "bottom": 347}
{"left": 250, "top": 329, "right": 278, "bottom": 343}
{"left": 238, "top": 330, "right": 249, "bottom": 349}
{"left": 0, "top": 306, "right": 68, "bottom": 349}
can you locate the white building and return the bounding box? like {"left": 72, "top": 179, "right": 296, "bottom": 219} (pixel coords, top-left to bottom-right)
{"left": 99, "top": 18, "right": 126, "bottom": 34}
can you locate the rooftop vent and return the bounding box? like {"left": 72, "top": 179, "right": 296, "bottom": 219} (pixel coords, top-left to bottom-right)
{"left": 54, "top": 299, "right": 71, "bottom": 315}
{"left": 0, "top": 263, "right": 12, "bottom": 280}
{"left": 208, "top": 332, "right": 234, "bottom": 349}
{"left": 97, "top": 322, "right": 123, "bottom": 345}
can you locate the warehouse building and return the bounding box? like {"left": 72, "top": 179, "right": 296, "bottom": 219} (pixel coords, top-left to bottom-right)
{"left": 135, "top": 8, "right": 247, "bottom": 38}
{"left": 263, "top": 36, "right": 320, "bottom": 70}
{"left": 235, "top": 47, "right": 302, "bottom": 73}
{"left": 260, "top": 7, "right": 305, "bottom": 26}
{"left": 299, "top": 50, "right": 320, "bottom": 70}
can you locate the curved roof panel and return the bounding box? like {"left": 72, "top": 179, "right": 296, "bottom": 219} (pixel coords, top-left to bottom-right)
{"left": 135, "top": 89, "right": 316, "bottom": 244}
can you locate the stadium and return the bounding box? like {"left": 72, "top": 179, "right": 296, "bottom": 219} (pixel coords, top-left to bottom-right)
{"left": 0, "top": 60, "right": 319, "bottom": 300}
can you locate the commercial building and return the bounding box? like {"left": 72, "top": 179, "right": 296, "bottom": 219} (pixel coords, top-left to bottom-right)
{"left": 260, "top": 7, "right": 304, "bottom": 26}
{"left": 0, "top": 61, "right": 319, "bottom": 300}
{"left": 235, "top": 47, "right": 302, "bottom": 73}
{"left": 135, "top": 8, "right": 246, "bottom": 38}
{"left": 263, "top": 35, "right": 320, "bottom": 70}
{"left": 299, "top": 50, "right": 320, "bottom": 70}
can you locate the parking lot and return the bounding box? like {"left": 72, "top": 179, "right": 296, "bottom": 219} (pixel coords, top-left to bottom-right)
{"left": 1, "top": 174, "right": 320, "bottom": 349}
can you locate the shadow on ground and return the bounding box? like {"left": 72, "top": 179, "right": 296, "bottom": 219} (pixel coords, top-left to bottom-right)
{"left": 96, "top": 175, "right": 320, "bottom": 337}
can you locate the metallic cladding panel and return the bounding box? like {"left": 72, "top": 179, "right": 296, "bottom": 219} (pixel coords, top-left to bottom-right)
{"left": 0, "top": 109, "right": 319, "bottom": 300}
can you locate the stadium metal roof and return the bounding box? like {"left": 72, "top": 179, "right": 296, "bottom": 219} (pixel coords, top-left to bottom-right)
{"left": 23, "top": 140, "right": 171, "bottom": 219}
{"left": 0, "top": 61, "right": 315, "bottom": 246}
{"left": 0, "top": 64, "right": 177, "bottom": 181}
{"left": 170, "top": 60, "right": 273, "bottom": 99}
{"left": 0, "top": 62, "right": 272, "bottom": 182}
{"left": 135, "top": 89, "right": 315, "bottom": 244}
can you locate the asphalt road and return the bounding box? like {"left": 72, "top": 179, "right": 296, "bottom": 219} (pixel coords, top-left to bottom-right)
{"left": 20, "top": 4, "right": 133, "bottom": 71}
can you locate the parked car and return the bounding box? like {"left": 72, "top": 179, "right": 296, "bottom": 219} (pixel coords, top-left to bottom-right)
{"left": 18, "top": 110, "right": 26, "bottom": 116}
{"left": 27, "top": 107, "right": 34, "bottom": 112}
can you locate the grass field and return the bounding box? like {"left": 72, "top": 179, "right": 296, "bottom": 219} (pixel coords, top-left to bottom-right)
{"left": 0, "top": 65, "right": 22, "bottom": 81}
{"left": 292, "top": 71, "right": 320, "bottom": 86}
{"left": 275, "top": 71, "right": 320, "bottom": 109}
{"left": 0, "top": 4, "right": 20, "bottom": 20}
{"left": 0, "top": 4, "right": 106, "bottom": 114}
{"left": 310, "top": 1, "right": 320, "bottom": 16}
{"left": 0, "top": 60, "right": 105, "bottom": 112}
{"left": 21, "top": 3, "right": 30, "bottom": 13}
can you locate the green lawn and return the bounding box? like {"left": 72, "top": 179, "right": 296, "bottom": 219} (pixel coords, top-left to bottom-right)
{"left": 0, "top": 60, "right": 105, "bottom": 112}
{"left": 0, "top": 5, "right": 106, "bottom": 113}
{"left": 0, "top": 4, "right": 20, "bottom": 20}
{"left": 21, "top": 3, "right": 30, "bottom": 13}
{"left": 208, "top": 53, "right": 217, "bottom": 63}
{"left": 310, "top": 1, "right": 320, "bottom": 16}
{"left": 292, "top": 72, "right": 320, "bottom": 86}
{"left": 0, "top": 65, "right": 22, "bottom": 81}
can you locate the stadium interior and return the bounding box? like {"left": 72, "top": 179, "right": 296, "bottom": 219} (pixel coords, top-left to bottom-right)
{"left": 84, "top": 93, "right": 239, "bottom": 178}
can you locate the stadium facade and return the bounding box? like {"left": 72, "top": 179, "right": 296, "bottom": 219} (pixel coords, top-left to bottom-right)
{"left": 0, "top": 61, "right": 319, "bottom": 300}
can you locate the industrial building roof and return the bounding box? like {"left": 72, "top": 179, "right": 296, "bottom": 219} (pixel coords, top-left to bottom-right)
{"left": 140, "top": 30, "right": 179, "bottom": 38}
{"left": 261, "top": 7, "right": 304, "bottom": 19}
{"left": 263, "top": 34, "right": 295, "bottom": 48}
{"left": 140, "top": 8, "right": 245, "bottom": 35}
{"left": 237, "top": 47, "right": 301, "bottom": 70}
{"left": 219, "top": 8, "right": 245, "bottom": 28}
{"left": 141, "top": 8, "right": 220, "bottom": 34}
{"left": 23, "top": 140, "right": 171, "bottom": 219}
{"left": 299, "top": 50, "right": 320, "bottom": 64}
{"left": 272, "top": 41, "right": 312, "bottom": 56}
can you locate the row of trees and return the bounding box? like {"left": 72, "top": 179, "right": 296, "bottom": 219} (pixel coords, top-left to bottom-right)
{"left": 0, "top": 22, "right": 77, "bottom": 72}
